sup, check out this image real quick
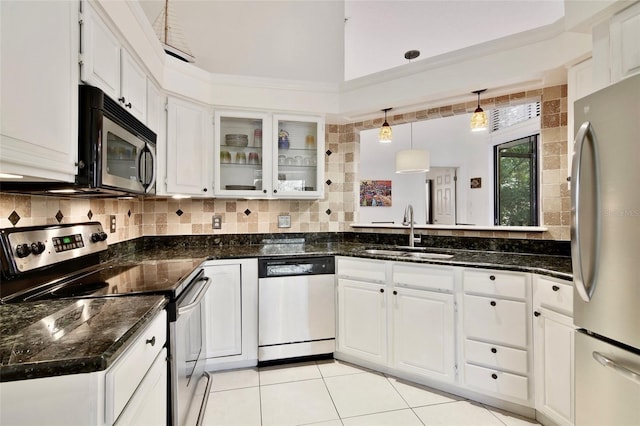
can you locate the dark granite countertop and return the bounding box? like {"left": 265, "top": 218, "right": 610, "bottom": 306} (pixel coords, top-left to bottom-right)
{"left": 0, "top": 295, "right": 167, "bottom": 382}
{"left": 113, "top": 240, "right": 572, "bottom": 281}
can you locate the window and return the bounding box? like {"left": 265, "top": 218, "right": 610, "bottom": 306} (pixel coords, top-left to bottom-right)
{"left": 494, "top": 135, "right": 539, "bottom": 226}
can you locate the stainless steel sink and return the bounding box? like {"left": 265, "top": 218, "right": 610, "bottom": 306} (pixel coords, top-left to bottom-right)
{"left": 362, "top": 249, "right": 453, "bottom": 260}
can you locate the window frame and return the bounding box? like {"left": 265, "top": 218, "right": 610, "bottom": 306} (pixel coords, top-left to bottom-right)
{"left": 493, "top": 134, "right": 540, "bottom": 226}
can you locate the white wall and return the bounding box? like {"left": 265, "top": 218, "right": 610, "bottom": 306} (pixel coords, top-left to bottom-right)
{"left": 359, "top": 114, "right": 541, "bottom": 226}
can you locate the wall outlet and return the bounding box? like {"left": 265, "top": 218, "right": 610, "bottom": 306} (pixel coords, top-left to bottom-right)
{"left": 109, "top": 215, "right": 116, "bottom": 233}
{"left": 212, "top": 215, "right": 222, "bottom": 229}
{"left": 278, "top": 214, "right": 291, "bottom": 228}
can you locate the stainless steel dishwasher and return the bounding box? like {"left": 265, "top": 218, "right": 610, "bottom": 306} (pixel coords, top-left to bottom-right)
{"left": 258, "top": 256, "right": 335, "bottom": 362}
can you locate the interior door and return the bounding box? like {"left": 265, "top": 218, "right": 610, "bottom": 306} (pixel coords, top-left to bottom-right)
{"left": 430, "top": 167, "right": 457, "bottom": 225}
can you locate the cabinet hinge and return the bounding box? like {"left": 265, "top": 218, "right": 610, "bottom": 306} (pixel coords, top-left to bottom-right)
{"left": 454, "top": 301, "right": 458, "bottom": 313}
{"left": 164, "top": 102, "right": 168, "bottom": 112}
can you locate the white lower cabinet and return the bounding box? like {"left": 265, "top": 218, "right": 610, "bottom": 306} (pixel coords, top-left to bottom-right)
{"left": 461, "top": 269, "right": 533, "bottom": 406}
{"left": 203, "top": 258, "right": 258, "bottom": 370}
{"left": 337, "top": 277, "right": 388, "bottom": 365}
{"left": 391, "top": 287, "right": 455, "bottom": 382}
{"left": 336, "top": 258, "right": 456, "bottom": 385}
{"left": 533, "top": 276, "right": 575, "bottom": 426}
{"left": 0, "top": 310, "right": 167, "bottom": 426}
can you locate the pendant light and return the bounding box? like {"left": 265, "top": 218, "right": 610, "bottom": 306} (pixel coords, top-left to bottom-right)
{"left": 470, "top": 89, "right": 488, "bottom": 132}
{"left": 379, "top": 108, "right": 393, "bottom": 143}
{"left": 396, "top": 122, "right": 430, "bottom": 174}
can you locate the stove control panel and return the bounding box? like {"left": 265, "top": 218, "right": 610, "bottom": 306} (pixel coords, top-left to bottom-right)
{"left": 1, "top": 222, "right": 108, "bottom": 274}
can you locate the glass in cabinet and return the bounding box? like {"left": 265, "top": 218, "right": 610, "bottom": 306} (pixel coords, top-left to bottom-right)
{"left": 214, "top": 111, "right": 271, "bottom": 197}
{"left": 272, "top": 114, "right": 324, "bottom": 199}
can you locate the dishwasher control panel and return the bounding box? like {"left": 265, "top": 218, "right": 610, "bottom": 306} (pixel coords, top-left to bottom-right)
{"left": 258, "top": 256, "right": 335, "bottom": 278}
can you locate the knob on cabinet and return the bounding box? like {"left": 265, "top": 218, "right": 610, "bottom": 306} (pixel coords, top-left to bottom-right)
{"left": 490, "top": 300, "right": 497, "bottom": 307}
{"left": 552, "top": 285, "right": 560, "bottom": 291}
{"left": 491, "top": 347, "right": 497, "bottom": 354}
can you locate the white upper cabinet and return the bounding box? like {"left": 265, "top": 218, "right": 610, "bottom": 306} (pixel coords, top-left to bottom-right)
{"left": 0, "top": 0, "right": 78, "bottom": 182}
{"left": 610, "top": 1, "right": 640, "bottom": 82}
{"left": 80, "top": 2, "right": 147, "bottom": 122}
{"left": 214, "top": 111, "right": 324, "bottom": 199}
{"left": 166, "top": 97, "right": 213, "bottom": 196}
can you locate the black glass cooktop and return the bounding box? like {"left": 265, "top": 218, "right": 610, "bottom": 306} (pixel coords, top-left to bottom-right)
{"left": 20, "top": 259, "right": 203, "bottom": 302}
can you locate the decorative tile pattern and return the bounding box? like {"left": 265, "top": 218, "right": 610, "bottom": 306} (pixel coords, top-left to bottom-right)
{"left": 244, "top": 209, "right": 251, "bottom": 216}
{"left": 87, "top": 210, "right": 93, "bottom": 220}
{"left": 55, "top": 210, "right": 64, "bottom": 223}
{"left": 326, "top": 179, "right": 332, "bottom": 186}
{"left": 8, "top": 211, "right": 20, "bottom": 226}
{"left": 176, "top": 209, "right": 183, "bottom": 217}
{"left": 325, "top": 209, "right": 332, "bottom": 215}
{"left": 127, "top": 210, "right": 131, "bottom": 217}
{"left": 326, "top": 149, "right": 332, "bottom": 156}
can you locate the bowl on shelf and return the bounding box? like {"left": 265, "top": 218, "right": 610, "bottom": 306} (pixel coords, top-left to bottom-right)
{"left": 225, "top": 134, "right": 248, "bottom": 147}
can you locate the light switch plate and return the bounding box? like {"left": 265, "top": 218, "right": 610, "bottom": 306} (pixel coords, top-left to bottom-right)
{"left": 278, "top": 215, "right": 291, "bottom": 228}
{"left": 109, "top": 215, "right": 116, "bottom": 233}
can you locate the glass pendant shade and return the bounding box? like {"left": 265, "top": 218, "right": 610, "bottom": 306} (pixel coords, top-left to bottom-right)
{"left": 470, "top": 107, "right": 488, "bottom": 132}
{"left": 470, "top": 89, "right": 488, "bottom": 131}
{"left": 396, "top": 149, "right": 430, "bottom": 173}
{"left": 379, "top": 122, "right": 392, "bottom": 143}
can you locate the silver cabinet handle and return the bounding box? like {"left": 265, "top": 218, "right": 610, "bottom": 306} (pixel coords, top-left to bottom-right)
{"left": 178, "top": 277, "right": 212, "bottom": 315}
{"left": 571, "top": 121, "right": 601, "bottom": 302}
{"left": 592, "top": 351, "right": 640, "bottom": 385}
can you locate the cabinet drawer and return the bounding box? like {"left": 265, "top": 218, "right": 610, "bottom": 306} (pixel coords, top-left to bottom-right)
{"left": 463, "top": 270, "right": 528, "bottom": 300}
{"left": 106, "top": 310, "right": 167, "bottom": 425}
{"left": 465, "top": 339, "right": 528, "bottom": 375}
{"left": 535, "top": 276, "right": 572, "bottom": 316}
{"left": 337, "top": 257, "right": 386, "bottom": 282}
{"left": 463, "top": 295, "right": 528, "bottom": 347}
{"left": 392, "top": 263, "right": 454, "bottom": 292}
{"left": 465, "top": 363, "right": 529, "bottom": 402}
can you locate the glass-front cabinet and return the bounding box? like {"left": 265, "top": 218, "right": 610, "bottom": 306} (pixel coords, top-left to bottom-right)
{"left": 214, "top": 111, "right": 271, "bottom": 197}
{"left": 272, "top": 114, "right": 324, "bottom": 198}
{"left": 214, "top": 111, "right": 324, "bottom": 199}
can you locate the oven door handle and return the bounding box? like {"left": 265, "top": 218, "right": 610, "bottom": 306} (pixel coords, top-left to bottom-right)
{"left": 178, "top": 276, "right": 212, "bottom": 315}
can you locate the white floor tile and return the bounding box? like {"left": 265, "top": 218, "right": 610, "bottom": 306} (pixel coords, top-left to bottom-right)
{"left": 260, "top": 378, "right": 339, "bottom": 426}
{"left": 301, "top": 420, "right": 343, "bottom": 426}
{"left": 341, "top": 409, "right": 423, "bottom": 426}
{"left": 413, "top": 400, "right": 505, "bottom": 426}
{"left": 316, "top": 359, "right": 370, "bottom": 378}
{"left": 259, "top": 361, "right": 322, "bottom": 385}
{"left": 324, "top": 372, "right": 408, "bottom": 418}
{"left": 201, "top": 387, "right": 261, "bottom": 426}
{"left": 386, "top": 376, "right": 464, "bottom": 407}
{"left": 211, "top": 368, "right": 259, "bottom": 392}
{"left": 484, "top": 405, "right": 541, "bottom": 426}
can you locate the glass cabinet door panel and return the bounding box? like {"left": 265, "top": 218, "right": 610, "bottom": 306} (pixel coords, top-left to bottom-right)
{"left": 273, "top": 116, "right": 323, "bottom": 197}
{"left": 215, "top": 112, "right": 270, "bottom": 196}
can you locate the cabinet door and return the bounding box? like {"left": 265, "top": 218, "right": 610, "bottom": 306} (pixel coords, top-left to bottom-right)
{"left": 80, "top": 3, "right": 120, "bottom": 100}
{"left": 0, "top": 0, "right": 78, "bottom": 181}
{"left": 114, "top": 349, "right": 167, "bottom": 426}
{"left": 272, "top": 114, "right": 324, "bottom": 199}
{"left": 214, "top": 111, "right": 271, "bottom": 197}
{"left": 204, "top": 264, "right": 242, "bottom": 358}
{"left": 166, "top": 97, "right": 212, "bottom": 195}
{"left": 120, "top": 50, "right": 147, "bottom": 122}
{"left": 610, "top": 2, "right": 640, "bottom": 82}
{"left": 392, "top": 287, "right": 455, "bottom": 383}
{"left": 534, "top": 308, "right": 574, "bottom": 426}
{"left": 337, "top": 278, "right": 387, "bottom": 365}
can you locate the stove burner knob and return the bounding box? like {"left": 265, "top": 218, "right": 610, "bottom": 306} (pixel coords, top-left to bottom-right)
{"left": 16, "top": 243, "right": 31, "bottom": 258}
{"left": 30, "top": 242, "right": 46, "bottom": 255}
{"left": 91, "top": 232, "right": 108, "bottom": 242}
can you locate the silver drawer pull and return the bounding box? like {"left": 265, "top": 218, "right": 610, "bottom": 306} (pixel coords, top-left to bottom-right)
{"left": 592, "top": 352, "right": 640, "bottom": 385}
{"left": 146, "top": 336, "right": 156, "bottom": 346}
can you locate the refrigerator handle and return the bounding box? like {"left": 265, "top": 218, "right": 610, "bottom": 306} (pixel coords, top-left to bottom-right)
{"left": 592, "top": 352, "right": 640, "bottom": 385}
{"left": 571, "top": 121, "right": 601, "bottom": 302}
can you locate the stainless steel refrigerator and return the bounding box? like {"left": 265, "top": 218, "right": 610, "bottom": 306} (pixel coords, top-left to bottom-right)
{"left": 572, "top": 73, "right": 640, "bottom": 425}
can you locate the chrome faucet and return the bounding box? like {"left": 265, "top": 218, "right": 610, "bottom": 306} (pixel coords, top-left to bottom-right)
{"left": 402, "top": 204, "right": 421, "bottom": 247}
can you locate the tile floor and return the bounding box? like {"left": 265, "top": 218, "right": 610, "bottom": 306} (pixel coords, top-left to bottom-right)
{"left": 201, "top": 360, "right": 541, "bottom": 426}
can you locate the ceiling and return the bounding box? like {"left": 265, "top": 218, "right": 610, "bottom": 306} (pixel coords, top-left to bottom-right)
{"left": 138, "top": 0, "right": 565, "bottom": 83}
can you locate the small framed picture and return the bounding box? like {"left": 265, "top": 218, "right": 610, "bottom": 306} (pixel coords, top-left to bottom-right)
{"left": 470, "top": 177, "right": 482, "bottom": 189}
{"left": 360, "top": 180, "right": 392, "bottom": 207}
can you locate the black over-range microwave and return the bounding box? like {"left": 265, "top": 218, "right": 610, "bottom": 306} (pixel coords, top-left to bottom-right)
{"left": 1, "top": 85, "right": 156, "bottom": 197}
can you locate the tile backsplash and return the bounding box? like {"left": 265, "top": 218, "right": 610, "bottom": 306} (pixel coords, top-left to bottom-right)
{"left": 0, "top": 84, "right": 569, "bottom": 242}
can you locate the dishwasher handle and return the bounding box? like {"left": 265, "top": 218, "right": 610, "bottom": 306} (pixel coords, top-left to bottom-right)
{"left": 258, "top": 256, "right": 335, "bottom": 278}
